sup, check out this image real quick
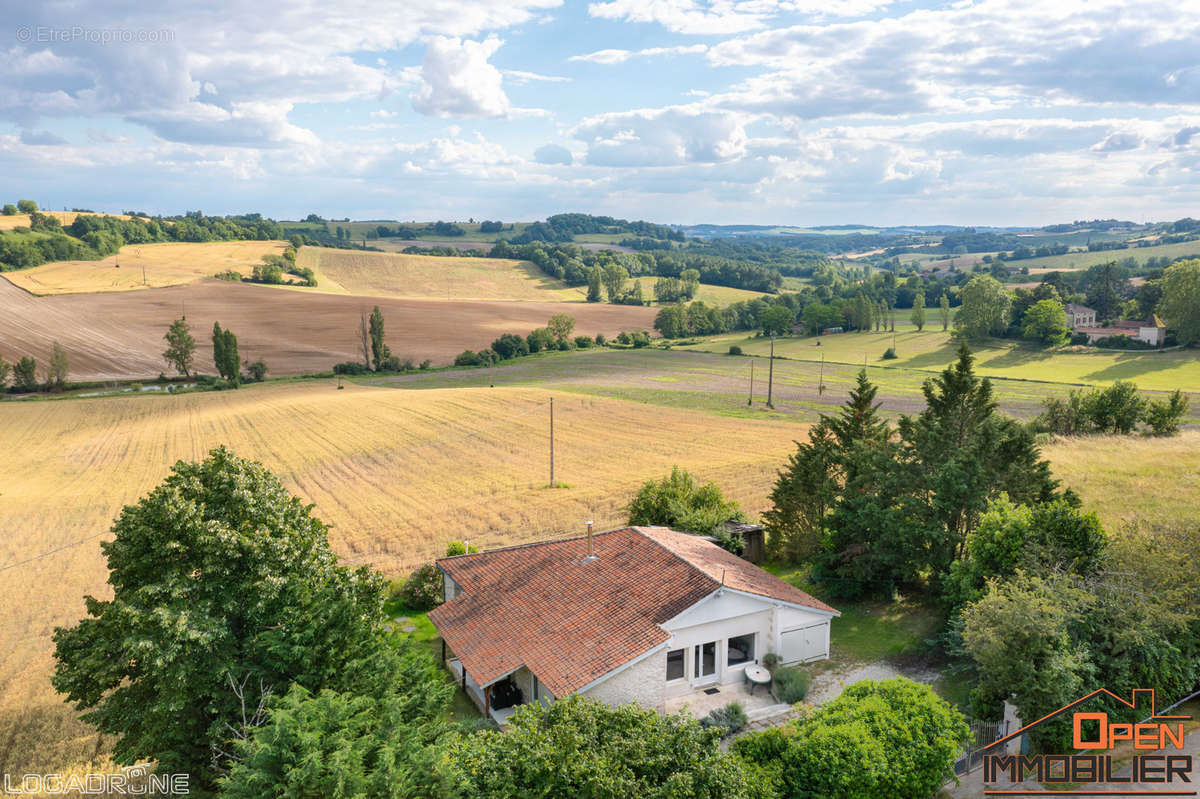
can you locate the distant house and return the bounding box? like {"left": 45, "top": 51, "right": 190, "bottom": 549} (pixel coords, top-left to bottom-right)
{"left": 1074, "top": 315, "right": 1166, "bottom": 346}
{"left": 429, "top": 525, "right": 839, "bottom": 725}
{"left": 1064, "top": 303, "right": 1097, "bottom": 329}
{"left": 1114, "top": 315, "right": 1166, "bottom": 346}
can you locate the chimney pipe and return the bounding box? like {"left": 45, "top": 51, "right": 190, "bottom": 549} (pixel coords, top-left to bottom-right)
{"left": 586, "top": 521, "right": 594, "bottom": 558}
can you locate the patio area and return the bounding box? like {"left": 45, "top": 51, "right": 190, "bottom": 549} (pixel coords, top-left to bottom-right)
{"left": 665, "top": 681, "right": 793, "bottom": 723}
{"left": 447, "top": 657, "right": 520, "bottom": 725}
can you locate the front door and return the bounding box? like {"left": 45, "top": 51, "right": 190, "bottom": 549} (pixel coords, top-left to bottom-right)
{"left": 693, "top": 641, "right": 717, "bottom": 685}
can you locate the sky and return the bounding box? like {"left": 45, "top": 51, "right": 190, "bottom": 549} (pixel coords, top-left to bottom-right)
{"left": 3, "top": 0, "right": 1200, "bottom": 226}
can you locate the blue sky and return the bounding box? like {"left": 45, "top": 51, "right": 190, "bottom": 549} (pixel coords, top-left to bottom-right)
{"left": 3, "top": 0, "right": 1199, "bottom": 225}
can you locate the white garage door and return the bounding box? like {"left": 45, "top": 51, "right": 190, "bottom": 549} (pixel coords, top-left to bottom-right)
{"left": 780, "top": 623, "right": 826, "bottom": 663}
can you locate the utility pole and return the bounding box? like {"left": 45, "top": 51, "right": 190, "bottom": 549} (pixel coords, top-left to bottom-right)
{"left": 748, "top": 360, "right": 754, "bottom": 406}
{"left": 819, "top": 352, "right": 825, "bottom": 395}
{"left": 766, "top": 335, "right": 775, "bottom": 409}
{"left": 549, "top": 397, "right": 555, "bottom": 487}
{"left": 489, "top": 355, "right": 494, "bottom": 388}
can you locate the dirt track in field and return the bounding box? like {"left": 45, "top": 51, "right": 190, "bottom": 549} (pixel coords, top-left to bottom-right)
{"left": 0, "top": 278, "right": 658, "bottom": 380}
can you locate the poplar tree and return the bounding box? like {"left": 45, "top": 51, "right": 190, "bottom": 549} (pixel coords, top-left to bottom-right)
{"left": 911, "top": 291, "right": 926, "bottom": 331}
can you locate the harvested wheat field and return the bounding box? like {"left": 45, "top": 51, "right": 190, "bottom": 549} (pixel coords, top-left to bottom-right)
{"left": 0, "top": 278, "right": 658, "bottom": 380}
{"left": 0, "top": 211, "right": 133, "bottom": 231}
{"left": 298, "top": 247, "right": 584, "bottom": 301}
{"left": 2, "top": 240, "right": 288, "bottom": 295}
{"left": 0, "top": 380, "right": 801, "bottom": 771}
{"left": 1042, "top": 430, "right": 1200, "bottom": 534}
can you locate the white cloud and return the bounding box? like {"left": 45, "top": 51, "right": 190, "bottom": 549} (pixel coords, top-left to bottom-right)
{"left": 411, "top": 36, "right": 511, "bottom": 118}
{"left": 586, "top": 0, "right": 896, "bottom": 34}
{"left": 569, "top": 44, "right": 707, "bottom": 64}
{"left": 0, "top": 0, "right": 562, "bottom": 145}
{"left": 573, "top": 107, "right": 748, "bottom": 166}
{"left": 504, "top": 69, "right": 571, "bottom": 85}
{"left": 703, "top": 0, "right": 1200, "bottom": 119}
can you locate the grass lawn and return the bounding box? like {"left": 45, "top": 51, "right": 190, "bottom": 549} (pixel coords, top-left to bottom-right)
{"left": 677, "top": 323, "right": 1200, "bottom": 393}
{"left": 762, "top": 563, "right": 943, "bottom": 664}
{"left": 382, "top": 595, "right": 482, "bottom": 723}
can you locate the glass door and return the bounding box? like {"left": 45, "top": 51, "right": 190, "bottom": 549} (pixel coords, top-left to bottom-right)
{"left": 692, "top": 641, "right": 717, "bottom": 685}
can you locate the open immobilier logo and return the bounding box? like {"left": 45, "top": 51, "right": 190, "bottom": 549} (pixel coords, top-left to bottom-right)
{"left": 982, "top": 688, "right": 1194, "bottom": 796}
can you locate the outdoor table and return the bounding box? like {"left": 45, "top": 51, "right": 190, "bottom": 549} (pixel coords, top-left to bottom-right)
{"left": 744, "top": 664, "right": 771, "bottom": 695}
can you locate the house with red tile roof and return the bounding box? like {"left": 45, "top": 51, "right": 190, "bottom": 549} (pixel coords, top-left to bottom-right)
{"left": 428, "top": 525, "right": 839, "bottom": 724}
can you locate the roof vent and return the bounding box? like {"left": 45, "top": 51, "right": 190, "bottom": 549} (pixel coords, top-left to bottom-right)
{"left": 583, "top": 520, "right": 598, "bottom": 563}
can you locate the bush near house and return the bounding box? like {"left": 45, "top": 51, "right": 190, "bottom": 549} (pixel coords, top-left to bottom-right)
{"left": 772, "top": 667, "right": 811, "bottom": 704}
{"left": 735, "top": 678, "right": 968, "bottom": 799}
{"left": 700, "top": 702, "right": 749, "bottom": 738}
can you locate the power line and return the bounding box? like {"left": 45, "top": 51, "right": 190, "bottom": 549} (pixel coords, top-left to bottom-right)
{"left": 0, "top": 532, "right": 109, "bottom": 573}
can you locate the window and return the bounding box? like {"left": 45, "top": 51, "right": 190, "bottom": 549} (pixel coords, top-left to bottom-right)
{"left": 727, "top": 633, "right": 755, "bottom": 666}
{"left": 666, "top": 648, "right": 685, "bottom": 681}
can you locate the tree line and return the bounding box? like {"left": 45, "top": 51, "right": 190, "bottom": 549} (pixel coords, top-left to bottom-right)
{"left": 0, "top": 206, "right": 285, "bottom": 271}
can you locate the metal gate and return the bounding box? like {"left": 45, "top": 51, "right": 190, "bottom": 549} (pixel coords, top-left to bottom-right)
{"left": 954, "top": 718, "right": 1010, "bottom": 775}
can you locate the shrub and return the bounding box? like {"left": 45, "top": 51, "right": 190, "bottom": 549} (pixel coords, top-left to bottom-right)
{"left": 491, "top": 332, "right": 529, "bottom": 360}
{"left": 398, "top": 562, "right": 443, "bottom": 611}
{"left": 214, "top": 270, "right": 243, "bottom": 281}
{"left": 594, "top": 332, "right": 606, "bottom": 346}
{"left": 574, "top": 335, "right": 593, "bottom": 349}
{"left": 772, "top": 667, "right": 811, "bottom": 704}
{"left": 616, "top": 331, "right": 632, "bottom": 345}
{"left": 882, "top": 347, "right": 897, "bottom": 360}
{"left": 245, "top": 360, "right": 268, "bottom": 382}
{"left": 728, "top": 345, "right": 743, "bottom": 356}
{"left": 699, "top": 702, "right": 748, "bottom": 738}
{"left": 444, "top": 541, "right": 479, "bottom": 556}
{"left": 631, "top": 330, "right": 652, "bottom": 348}
{"left": 1095, "top": 334, "right": 1155, "bottom": 350}
{"left": 419, "top": 359, "right": 432, "bottom": 370}
{"left": 333, "top": 361, "right": 370, "bottom": 375}
{"left": 1070, "top": 332, "right": 1089, "bottom": 345}
{"left": 762, "top": 652, "right": 782, "bottom": 672}
{"left": 454, "top": 350, "right": 484, "bottom": 367}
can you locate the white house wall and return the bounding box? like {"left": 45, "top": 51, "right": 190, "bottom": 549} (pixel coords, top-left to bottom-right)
{"left": 581, "top": 648, "right": 666, "bottom": 712}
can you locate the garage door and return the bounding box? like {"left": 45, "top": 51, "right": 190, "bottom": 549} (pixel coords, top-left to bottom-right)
{"left": 780, "top": 623, "right": 826, "bottom": 663}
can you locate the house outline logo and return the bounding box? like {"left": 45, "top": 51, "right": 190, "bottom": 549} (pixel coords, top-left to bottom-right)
{"left": 980, "top": 688, "right": 1195, "bottom": 796}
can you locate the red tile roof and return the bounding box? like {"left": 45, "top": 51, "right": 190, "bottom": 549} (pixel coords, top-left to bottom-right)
{"left": 428, "top": 526, "right": 838, "bottom": 697}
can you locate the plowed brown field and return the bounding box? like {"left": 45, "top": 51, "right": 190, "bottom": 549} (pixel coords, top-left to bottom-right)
{"left": 0, "top": 278, "right": 657, "bottom": 380}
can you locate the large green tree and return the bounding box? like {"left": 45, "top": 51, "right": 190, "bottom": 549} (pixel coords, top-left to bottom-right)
{"left": 1084, "top": 261, "right": 1130, "bottom": 322}
{"left": 52, "top": 447, "right": 387, "bottom": 790}
{"left": 586, "top": 267, "right": 602, "bottom": 302}
{"left": 898, "top": 342, "right": 1059, "bottom": 576}
{"left": 953, "top": 275, "right": 1010, "bottom": 339}
{"left": 601, "top": 263, "right": 629, "bottom": 302}
{"left": 1157, "top": 258, "right": 1200, "bottom": 345}
{"left": 627, "top": 466, "right": 744, "bottom": 536}
{"left": 13, "top": 355, "right": 37, "bottom": 391}
{"left": 162, "top": 317, "right": 196, "bottom": 377}
{"left": 1021, "top": 298, "right": 1070, "bottom": 346}
{"left": 220, "top": 639, "right": 451, "bottom": 799}
{"left": 759, "top": 304, "right": 795, "bottom": 336}
{"left": 212, "top": 322, "right": 240, "bottom": 385}
{"left": 439, "top": 696, "right": 761, "bottom": 799}
{"left": 0, "top": 352, "right": 10, "bottom": 388}
{"left": 939, "top": 294, "right": 951, "bottom": 331}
